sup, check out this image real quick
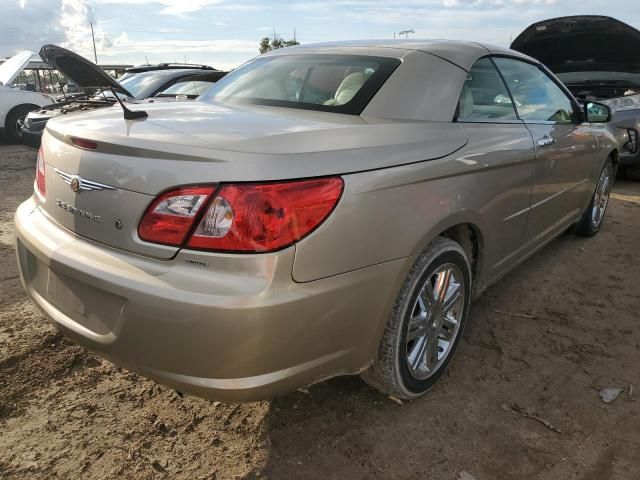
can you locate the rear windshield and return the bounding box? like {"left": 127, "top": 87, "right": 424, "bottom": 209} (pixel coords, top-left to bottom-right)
{"left": 199, "top": 54, "right": 401, "bottom": 114}
{"left": 120, "top": 70, "right": 182, "bottom": 99}
{"left": 157, "top": 80, "right": 214, "bottom": 97}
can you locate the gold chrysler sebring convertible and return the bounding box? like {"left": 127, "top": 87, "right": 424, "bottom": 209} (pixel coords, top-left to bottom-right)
{"left": 15, "top": 40, "right": 617, "bottom": 401}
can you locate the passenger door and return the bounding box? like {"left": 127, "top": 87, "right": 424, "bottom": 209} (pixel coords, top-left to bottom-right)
{"left": 494, "top": 57, "right": 598, "bottom": 248}
{"left": 455, "top": 57, "right": 535, "bottom": 278}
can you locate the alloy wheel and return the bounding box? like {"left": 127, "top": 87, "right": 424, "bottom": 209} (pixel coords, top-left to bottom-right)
{"left": 405, "top": 263, "right": 465, "bottom": 380}
{"left": 591, "top": 164, "right": 612, "bottom": 229}
{"left": 15, "top": 114, "right": 27, "bottom": 139}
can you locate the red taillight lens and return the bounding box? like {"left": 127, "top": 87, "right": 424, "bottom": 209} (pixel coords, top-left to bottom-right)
{"left": 138, "top": 178, "right": 343, "bottom": 252}
{"left": 188, "top": 177, "right": 343, "bottom": 252}
{"left": 35, "top": 147, "right": 46, "bottom": 197}
{"left": 138, "top": 186, "right": 215, "bottom": 246}
{"left": 71, "top": 137, "right": 97, "bottom": 150}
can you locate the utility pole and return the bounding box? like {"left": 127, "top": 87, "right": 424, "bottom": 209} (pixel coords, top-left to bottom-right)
{"left": 293, "top": 28, "right": 296, "bottom": 42}
{"left": 90, "top": 22, "right": 98, "bottom": 63}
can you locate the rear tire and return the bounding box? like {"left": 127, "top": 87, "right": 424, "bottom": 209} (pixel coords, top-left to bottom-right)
{"left": 5, "top": 105, "right": 36, "bottom": 143}
{"left": 574, "top": 160, "right": 613, "bottom": 237}
{"left": 361, "top": 237, "right": 472, "bottom": 400}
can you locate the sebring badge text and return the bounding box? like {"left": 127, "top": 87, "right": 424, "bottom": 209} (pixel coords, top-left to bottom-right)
{"left": 55, "top": 199, "right": 103, "bottom": 223}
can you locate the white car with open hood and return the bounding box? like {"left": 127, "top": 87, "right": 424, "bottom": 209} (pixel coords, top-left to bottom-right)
{"left": 0, "top": 51, "right": 53, "bottom": 142}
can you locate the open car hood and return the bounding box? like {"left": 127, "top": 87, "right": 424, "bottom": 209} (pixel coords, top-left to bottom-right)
{"left": 511, "top": 16, "right": 640, "bottom": 75}
{"left": 0, "top": 51, "right": 33, "bottom": 86}
{"left": 39, "top": 44, "right": 134, "bottom": 97}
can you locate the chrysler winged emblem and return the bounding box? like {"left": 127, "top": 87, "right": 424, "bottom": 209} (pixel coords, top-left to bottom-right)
{"left": 70, "top": 177, "right": 81, "bottom": 193}
{"left": 54, "top": 168, "right": 115, "bottom": 193}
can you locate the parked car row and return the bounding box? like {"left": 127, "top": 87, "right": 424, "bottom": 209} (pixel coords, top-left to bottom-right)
{"left": 21, "top": 45, "right": 228, "bottom": 149}
{"left": 15, "top": 37, "right": 618, "bottom": 401}
{"left": 0, "top": 45, "right": 227, "bottom": 147}
{"left": 0, "top": 51, "right": 53, "bottom": 142}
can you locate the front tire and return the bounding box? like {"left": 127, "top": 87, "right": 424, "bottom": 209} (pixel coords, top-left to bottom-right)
{"left": 361, "top": 237, "right": 472, "bottom": 399}
{"left": 574, "top": 160, "right": 613, "bottom": 237}
{"left": 5, "top": 105, "right": 36, "bottom": 143}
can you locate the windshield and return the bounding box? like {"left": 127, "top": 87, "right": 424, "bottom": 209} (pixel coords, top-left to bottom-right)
{"left": 119, "top": 71, "right": 177, "bottom": 99}
{"left": 199, "top": 54, "right": 400, "bottom": 114}
{"left": 157, "top": 80, "right": 213, "bottom": 97}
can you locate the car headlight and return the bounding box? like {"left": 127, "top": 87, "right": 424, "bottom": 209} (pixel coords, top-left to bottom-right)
{"left": 601, "top": 93, "right": 640, "bottom": 112}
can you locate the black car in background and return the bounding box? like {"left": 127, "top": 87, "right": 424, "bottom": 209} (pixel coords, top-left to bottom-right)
{"left": 22, "top": 45, "right": 227, "bottom": 149}
{"left": 512, "top": 16, "right": 640, "bottom": 179}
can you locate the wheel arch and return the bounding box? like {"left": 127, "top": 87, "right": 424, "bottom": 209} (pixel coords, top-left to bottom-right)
{"left": 414, "top": 213, "right": 486, "bottom": 291}
{"left": 608, "top": 148, "right": 619, "bottom": 177}
{"left": 5, "top": 103, "right": 40, "bottom": 129}
{"left": 440, "top": 223, "right": 482, "bottom": 281}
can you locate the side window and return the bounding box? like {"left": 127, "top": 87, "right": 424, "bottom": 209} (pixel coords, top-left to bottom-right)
{"left": 457, "top": 57, "right": 517, "bottom": 122}
{"left": 493, "top": 58, "right": 575, "bottom": 123}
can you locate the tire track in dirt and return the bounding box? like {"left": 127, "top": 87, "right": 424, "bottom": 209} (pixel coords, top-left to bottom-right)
{"left": 0, "top": 333, "right": 88, "bottom": 419}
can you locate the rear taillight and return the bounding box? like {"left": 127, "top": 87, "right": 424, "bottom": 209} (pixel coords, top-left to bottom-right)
{"left": 35, "top": 147, "right": 46, "bottom": 197}
{"left": 138, "top": 186, "right": 215, "bottom": 246}
{"left": 138, "top": 178, "right": 343, "bottom": 253}
{"left": 71, "top": 137, "right": 98, "bottom": 150}
{"left": 189, "top": 178, "right": 343, "bottom": 252}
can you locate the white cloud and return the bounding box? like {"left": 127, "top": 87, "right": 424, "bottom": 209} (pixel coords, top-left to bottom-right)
{"left": 442, "top": 0, "right": 559, "bottom": 5}
{"left": 2, "top": 0, "right": 640, "bottom": 72}
{"left": 91, "top": 0, "right": 254, "bottom": 15}
{"left": 58, "top": 0, "right": 95, "bottom": 55}
{"left": 100, "top": 38, "right": 256, "bottom": 56}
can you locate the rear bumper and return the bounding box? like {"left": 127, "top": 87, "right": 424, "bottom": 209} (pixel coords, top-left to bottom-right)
{"left": 15, "top": 197, "right": 409, "bottom": 401}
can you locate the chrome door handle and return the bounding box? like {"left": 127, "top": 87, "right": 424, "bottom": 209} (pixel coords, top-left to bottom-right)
{"left": 536, "top": 135, "right": 555, "bottom": 147}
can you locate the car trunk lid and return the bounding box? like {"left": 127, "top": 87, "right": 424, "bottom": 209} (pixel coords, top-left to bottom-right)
{"left": 40, "top": 100, "right": 468, "bottom": 258}
{"left": 40, "top": 133, "right": 179, "bottom": 259}
{"left": 44, "top": 100, "right": 468, "bottom": 192}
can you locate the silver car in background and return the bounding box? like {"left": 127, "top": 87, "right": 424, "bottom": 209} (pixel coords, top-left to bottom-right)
{"left": 15, "top": 40, "right": 618, "bottom": 401}
{"left": 512, "top": 16, "right": 640, "bottom": 179}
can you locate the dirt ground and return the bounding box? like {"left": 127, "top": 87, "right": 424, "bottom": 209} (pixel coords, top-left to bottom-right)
{"left": 0, "top": 143, "right": 639, "bottom": 480}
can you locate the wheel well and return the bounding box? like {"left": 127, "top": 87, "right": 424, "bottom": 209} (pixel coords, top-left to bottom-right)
{"left": 608, "top": 149, "right": 619, "bottom": 176}
{"left": 440, "top": 223, "right": 481, "bottom": 279}
{"left": 5, "top": 103, "right": 39, "bottom": 129}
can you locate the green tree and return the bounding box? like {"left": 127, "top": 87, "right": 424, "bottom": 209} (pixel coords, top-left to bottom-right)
{"left": 259, "top": 36, "right": 300, "bottom": 54}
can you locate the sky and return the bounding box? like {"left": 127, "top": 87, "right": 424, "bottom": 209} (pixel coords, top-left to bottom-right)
{"left": 2, "top": 0, "right": 640, "bottom": 71}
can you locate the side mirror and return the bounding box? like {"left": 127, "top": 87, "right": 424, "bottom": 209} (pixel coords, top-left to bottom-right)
{"left": 585, "top": 101, "right": 612, "bottom": 123}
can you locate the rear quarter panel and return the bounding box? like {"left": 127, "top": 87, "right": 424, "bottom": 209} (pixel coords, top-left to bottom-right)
{"left": 292, "top": 122, "right": 537, "bottom": 291}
